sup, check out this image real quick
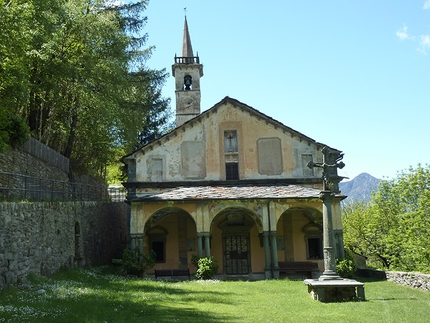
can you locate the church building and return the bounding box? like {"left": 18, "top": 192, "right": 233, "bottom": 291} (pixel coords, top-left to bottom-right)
{"left": 122, "top": 17, "right": 346, "bottom": 279}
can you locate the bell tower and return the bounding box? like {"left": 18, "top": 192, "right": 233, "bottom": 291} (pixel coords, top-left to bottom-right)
{"left": 172, "top": 17, "right": 203, "bottom": 127}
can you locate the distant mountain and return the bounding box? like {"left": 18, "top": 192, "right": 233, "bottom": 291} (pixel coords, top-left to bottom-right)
{"left": 339, "top": 173, "right": 381, "bottom": 203}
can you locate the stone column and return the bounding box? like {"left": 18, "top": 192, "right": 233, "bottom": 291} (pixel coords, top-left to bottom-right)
{"left": 204, "top": 232, "right": 211, "bottom": 257}
{"left": 197, "top": 233, "right": 203, "bottom": 258}
{"left": 319, "top": 191, "right": 341, "bottom": 280}
{"left": 138, "top": 238, "right": 143, "bottom": 254}
{"left": 263, "top": 231, "right": 271, "bottom": 279}
{"left": 130, "top": 234, "right": 143, "bottom": 250}
{"left": 270, "top": 231, "right": 279, "bottom": 279}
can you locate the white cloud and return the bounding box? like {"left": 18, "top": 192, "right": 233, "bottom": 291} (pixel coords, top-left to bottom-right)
{"left": 419, "top": 35, "right": 430, "bottom": 54}
{"left": 421, "top": 35, "right": 430, "bottom": 46}
{"left": 396, "top": 4, "right": 430, "bottom": 54}
{"left": 396, "top": 25, "right": 411, "bottom": 40}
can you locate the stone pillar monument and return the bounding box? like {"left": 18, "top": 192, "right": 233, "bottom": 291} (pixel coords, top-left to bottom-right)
{"left": 307, "top": 146, "right": 345, "bottom": 280}
{"left": 305, "top": 147, "right": 365, "bottom": 302}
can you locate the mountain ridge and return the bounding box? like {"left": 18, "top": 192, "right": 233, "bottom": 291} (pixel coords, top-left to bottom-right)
{"left": 339, "top": 172, "right": 381, "bottom": 202}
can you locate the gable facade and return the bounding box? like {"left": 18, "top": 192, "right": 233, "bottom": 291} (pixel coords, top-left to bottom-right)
{"left": 123, "top": 98, "right": 345, "bottom": 279}
{"left": 127, "top": 98, "right": 328, "bottom": 183}
{"left": 121, "top": 18, "right": 345, "bottom": 280}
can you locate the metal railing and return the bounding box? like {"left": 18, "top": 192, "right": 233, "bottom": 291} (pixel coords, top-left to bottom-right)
{"left": 0, "top": 171, "right": 122, "bottom": 202}
{"left": 174, "top": 56, "right": 200, "bottom": 64}
{"left": 107, "top": 186, "right": 127, "bottom": 202}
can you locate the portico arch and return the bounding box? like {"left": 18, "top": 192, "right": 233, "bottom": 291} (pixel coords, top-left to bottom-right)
{"left": 141, "top": 206, "right": 197, "bottom": 270}
{"left": 276, "top": 206, "right": 323, "bottom": 264}
{"left": 210, "top": 206, "right": 264, "bottom": 276}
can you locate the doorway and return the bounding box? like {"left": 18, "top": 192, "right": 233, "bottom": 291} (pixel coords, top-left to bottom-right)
{"left": 223, "top": 234, "right": 250, "bottom": 274}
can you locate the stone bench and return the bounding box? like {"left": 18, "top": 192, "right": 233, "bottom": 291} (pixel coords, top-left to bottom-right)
{"left": 304, "top": 278, "right": 365, "bottom": 302}
{"left": 154, "top": 268, "right": 191, "bottom": 280}
{"left": 278, "top": 261, "right": 320, "bottom": 278}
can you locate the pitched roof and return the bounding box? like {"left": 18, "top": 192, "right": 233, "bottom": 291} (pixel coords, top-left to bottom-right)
{"left": 122, "top": 96, "right": 339, "bottom": 160}
{"left": 129, "top": 183, "right": 332, "bottom": 202}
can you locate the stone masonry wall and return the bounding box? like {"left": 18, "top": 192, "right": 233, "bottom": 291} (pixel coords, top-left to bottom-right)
{"left": 0, "top": 201, "right": 128, "bottom": 291}
{"left": 0, "top": 147, "right": 69, "bottom": 182}
{"left": 385, "top": 271, "right": 430, "bottom": 292}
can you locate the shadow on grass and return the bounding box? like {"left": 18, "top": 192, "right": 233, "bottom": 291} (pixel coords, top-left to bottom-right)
{"left": 46, "top": 295, "right": 235, "bottom": 323}
{"left": 0, "top": 267, "right": 246, "bottom": 323}
{"left": 371, "top": 297, "right": 418, "bottom": 301}
{"left": 353, "top": 276, "right": 386, "bottom": 283}
{"left": 30, "top": 275, "right": 240, "bottom": 322}
{"left": 112, "top": 279, "right": 240, "bottom": 305}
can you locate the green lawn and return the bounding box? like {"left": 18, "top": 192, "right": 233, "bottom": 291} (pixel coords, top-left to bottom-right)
{"left": 1, "top": 267, "right": 429, "bottom": 323}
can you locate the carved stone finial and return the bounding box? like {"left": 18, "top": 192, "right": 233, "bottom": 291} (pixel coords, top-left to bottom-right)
{"left": 307, "top": 146, "right": 345, "bottom": 193}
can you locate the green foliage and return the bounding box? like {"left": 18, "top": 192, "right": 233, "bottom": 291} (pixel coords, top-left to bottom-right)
{"left": 0, "top": 0, "right": 171, "bottom": 177}
{"left": 195, "top": 256, "right": 219, "bottom": 280}
{"left": 7, "top": 116, "right": 29, "bottom": 147}
{"left": 191, "top": 254, "right": 200, "bottom": 268}
{"left": 113, "top": 247, "right": 155, "bottom": 276}
{"left": 336, "top": 249, "right": 357, "bottom": 278}
{"left": 343, "top": 164, "right": 430, "bottom": 273}
{"left": 0, "top": 112, "right": 29, "bottom": 153}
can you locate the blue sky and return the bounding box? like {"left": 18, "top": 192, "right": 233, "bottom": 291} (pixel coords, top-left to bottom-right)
{"left": 140, "top": 0, "right": 430, "bottom": 180}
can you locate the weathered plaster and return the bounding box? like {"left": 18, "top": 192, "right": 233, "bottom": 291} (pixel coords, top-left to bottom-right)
{"left": 132, "top": 102, "right": 326, "bottom": 183}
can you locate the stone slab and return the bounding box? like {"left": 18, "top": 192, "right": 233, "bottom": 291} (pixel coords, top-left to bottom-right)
{"left": 304, "top": 278, "right": 365, "bottom": 302}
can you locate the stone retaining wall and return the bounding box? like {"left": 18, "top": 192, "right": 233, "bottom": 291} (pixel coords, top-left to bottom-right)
{"left": 385, "top": 271, "right": 430, "bottom": 292}
{"left": 0, "top": 146, "right": 68, "bottom": 183}
{"left": 0, "top": 201, "right": 128, "bottom": 291}
{"left": 1, "top": 146, "right": 109, "bottom": 202}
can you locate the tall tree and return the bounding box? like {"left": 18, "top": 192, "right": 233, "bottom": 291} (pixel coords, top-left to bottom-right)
{"left": 1, "top": 0, "right": 171, "bottom": 175}
{"left": 343, "top": 164, "right": 430, "bottom": 272}
{"left": 0, "top": 0, "right": 32, "bottom": 151}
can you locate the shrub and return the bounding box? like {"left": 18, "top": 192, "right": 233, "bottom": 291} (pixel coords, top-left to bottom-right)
{"left": 195, "top": 256, "right": 218, "bottom": 280}
{"left": 191, "top": 254, "right": 200, "bottom": 268}
{"left": 336, "top": 249, "right": 357, "bottom": 278}
{"left": 0, "top": 114, "right": 29, "bottom": 152}
{"left": 113, "top": 247, "right": 156, "bottom": 276}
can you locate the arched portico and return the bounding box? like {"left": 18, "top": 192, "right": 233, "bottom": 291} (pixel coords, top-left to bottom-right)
{"left": 132, "top": 206, "right": 197, "bottom": 271}
{"left": 209, "top": 206, "right": 264, "bottom": 278}
{"left": 126, "top": 182, "right": 345, "bottom": 280}
{"left": 275, "top": 205, "right": 326, "bottom": 277}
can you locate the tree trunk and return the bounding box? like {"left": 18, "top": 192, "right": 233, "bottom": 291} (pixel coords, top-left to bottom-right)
{"left": 63, "top": 108, "right": 78, "bottom": 160}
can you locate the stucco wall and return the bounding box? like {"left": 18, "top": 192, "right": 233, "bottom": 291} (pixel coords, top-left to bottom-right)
{"left": 132, "top": 101, "right": 325, "bottom": 184}
{"left": 0, "top": 201, "right": 128, "bottom": 291}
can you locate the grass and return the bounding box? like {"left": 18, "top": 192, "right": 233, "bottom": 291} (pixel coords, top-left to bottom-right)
{"left": 1, "top": 267, "right": 430, "bottom": 323}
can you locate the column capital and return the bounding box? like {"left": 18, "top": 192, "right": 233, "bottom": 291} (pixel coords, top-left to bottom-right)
{"left": 197, "top": 231, "right": 210, "bottom": 238}
{"left": 319, "top": 190, "right": 335, "bottom": 200}
{"left": 130, "top": 233, "right": 144, "bottom": 239}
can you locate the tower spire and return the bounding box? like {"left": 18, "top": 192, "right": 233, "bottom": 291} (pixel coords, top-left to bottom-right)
{"left": 172, "top": 15, "right": 203, "bottom": 127}
{"left": 182, "top": 16, "right": 194, "bottom": 57}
